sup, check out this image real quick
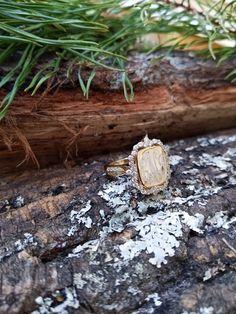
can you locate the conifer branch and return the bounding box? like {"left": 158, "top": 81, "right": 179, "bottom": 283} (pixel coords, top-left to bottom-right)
{"left": 0, "top": 0, "right": 235, "bottom": 120}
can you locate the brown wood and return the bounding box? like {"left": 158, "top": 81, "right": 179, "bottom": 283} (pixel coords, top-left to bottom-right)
{"left": 0, "top": 129, "right": 236, "bottom": 314}
{"left": 1, "top": 52, "right": 236, "bottom": 176}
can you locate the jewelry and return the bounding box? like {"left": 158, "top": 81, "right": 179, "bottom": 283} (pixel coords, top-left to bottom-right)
{"left": 105, "top": 135, "right": 170, "bottom": 195}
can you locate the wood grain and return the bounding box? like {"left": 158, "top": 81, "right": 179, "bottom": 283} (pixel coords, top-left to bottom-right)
{"left": 0, "top": 129, "right": 236, "bottom": 314}
{"left": 1, "top": 52, "right": 236, "bottom": 176}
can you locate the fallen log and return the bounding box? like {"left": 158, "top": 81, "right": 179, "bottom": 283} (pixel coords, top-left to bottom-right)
{"left": 1, "top": 52, "right": 236, "bottom": 176}
{"left": 0, "top": 129, "right": 236, "bottom": 314}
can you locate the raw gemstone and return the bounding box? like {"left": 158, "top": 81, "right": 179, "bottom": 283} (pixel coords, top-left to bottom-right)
{"left": 137, "top": 145, "right": 168, "bottom": 188}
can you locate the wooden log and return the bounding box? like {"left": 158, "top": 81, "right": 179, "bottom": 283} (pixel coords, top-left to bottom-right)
{"left": 1, "top": 52, "right": 236, "bottom": 176}
{"left": 0, "top": 129, "right": 236, "bottom": 313}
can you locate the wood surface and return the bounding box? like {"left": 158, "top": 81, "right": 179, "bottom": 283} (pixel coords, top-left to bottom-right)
{"left": 0, "top": 129, "right": 235, "bottom": 313}
{"left": 1, "top": 52, "right": 236, "bottom": 176}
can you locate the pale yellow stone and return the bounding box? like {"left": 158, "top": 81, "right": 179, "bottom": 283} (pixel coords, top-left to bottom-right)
{"left": 137, "top": 145, "right": 168, "bottom": 188}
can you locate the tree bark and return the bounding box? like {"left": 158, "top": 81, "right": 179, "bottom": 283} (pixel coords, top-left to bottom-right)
{"left": 1, "top": 51, "right": 236, "bottom": 176}
{"left": 0, "top": 129, "right": 236, "bottom": 314}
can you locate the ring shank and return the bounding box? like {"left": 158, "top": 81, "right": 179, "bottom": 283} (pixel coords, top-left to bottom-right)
{"left": 105, "top": 158, "right": 129, "bottom": 177}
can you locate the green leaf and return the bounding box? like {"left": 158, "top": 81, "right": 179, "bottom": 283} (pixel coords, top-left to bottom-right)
{"left": 122, "top": 72, "right": 134, "bottom": 102}
{"left": 85, "top": 68, "right": 96, "bottom": 99}
{"left": 31, "top": 72, "right": 53, "bottom": 96}
{"left": 78, "top": 68, "right": 87, "bottom": 96}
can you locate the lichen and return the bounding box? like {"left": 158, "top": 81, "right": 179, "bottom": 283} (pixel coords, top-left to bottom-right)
{"left": 32, "top": 287, "right": 79, "bottom": 314}
{"left": 15, "top": 233, "right": 36, "bottom": 252}
{"left": 98, "top": 169, "right": 220, "bottom": 239}
{"left": 73, "top": 273, "right": 87, "bottom": 289}
{"left": 0, "top": 234, "right": 36, "bottom": 262}
{"left": 203, "top": 261, "right": 225, "bottom": 282}
{"left": 145, "top": 293, "right": 162, "bottom": 307}
{"left": 197, "top": 154, "right": 232, "bottom": 171}
{"left": 131, "top": 292, "right": 162, "bottom": 314}
{"left": 182, "top": 306, "right": 214, "bottom": 314}
{"left": 169, "top": 155, "right": 183, "bottom": 166}
{"left": 206, "top": 211, "right": 236, "bottom": 230}
{"left": 98, "top": 177, "right": 141, "bottom": 237}
{"left": 12, "top": 195, "right": 25, "bottom": 208}
{"left": 119, "top": 210, "right": 204, "bottom": 267}
{"left": 67, "top": 200, "right": 92, "bottom": 236}
{"left": 185, "top": 145, "right": 197, "bottom": 151}
{"left": 127, "top": 287, "right": 141, "bottom": 295}
{"left": 96, "top": 136, "right": 235, "bottom": 267}
{"left": 29, "top": 132, "right": 236, "bottom": 314}
{"left": 67, "top": 239, "right": 100, "bottom": 258}
{"left": 197, "top": 134, "right": 236, "bottom": 147}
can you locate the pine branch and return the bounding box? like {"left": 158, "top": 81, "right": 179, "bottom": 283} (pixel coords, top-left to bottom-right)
{"left": 0, "top": 0, "right": 236, "bottom": 120}
{"left": 164, "top": 0, "right": 236, "bottom": 34}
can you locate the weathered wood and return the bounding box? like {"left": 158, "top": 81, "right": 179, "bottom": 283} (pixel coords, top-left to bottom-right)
{"left": 0, "top": 52, "right": 236, "bottom": 176}
{"left": 0, "top": 129, "right": 235, "bottom": 314}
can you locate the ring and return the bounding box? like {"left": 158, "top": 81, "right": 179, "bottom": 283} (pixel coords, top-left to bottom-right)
{"left": 105, "top": 135, "right": 170, "bottom": 195}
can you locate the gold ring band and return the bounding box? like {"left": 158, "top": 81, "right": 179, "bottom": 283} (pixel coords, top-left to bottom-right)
{"left": 105, "top": 158, "right": 129, "bottom": 177}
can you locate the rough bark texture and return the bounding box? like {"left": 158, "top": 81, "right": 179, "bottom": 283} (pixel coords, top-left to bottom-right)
{"left": 1, "top": 52, "right": 236, "bottom": 176}
{"left": 0, "top": 128, "right": 235, "bottom": 314}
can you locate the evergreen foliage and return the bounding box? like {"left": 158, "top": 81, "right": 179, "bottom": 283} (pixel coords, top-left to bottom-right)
{"left": 0, "top": 0, "right": 235, "bottom": 119}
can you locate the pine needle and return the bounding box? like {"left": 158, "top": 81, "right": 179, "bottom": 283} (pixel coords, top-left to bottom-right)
{"left": 0, "top": 0, "right": 235, "bottom": 119}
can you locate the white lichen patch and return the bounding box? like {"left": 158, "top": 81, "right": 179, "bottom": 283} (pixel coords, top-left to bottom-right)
{"left": 75, "top": 269, "right": 108, "bottom": 296}
{"left": 32, "top": 287, "right": 79, "bottom": 314}
{"left": 71, "top": 200, "right": 92, "bottom": 219}
{"left": 131, "top": 292, "right": 162, "bottom": 314}
{"left": 15, "top": 233, "right": 36, "bottom": 251}
{"left": 119, "top": 210, "right": 204, "bottom": 267}
{"left": 182, "top": 306, "right": 214, "bottom": 314}
{"left": 98, "top": 177, "right": 130, "bottom": 206}
{"left": 203, "top": 261, "right": 225, "bottom": 282}
{"left": 203, "top": 268, "right": 213, "bottom": 282}
{"left": 185, "top": 145, "right": 197, "bottom": 151}
{"left": 98, "top": 179, "right": 209, "bottom": 240}
{"left": 127, "top": 287, "right": 141, "bottom": 295}
{"left": 145, "top": 293, "right": 162, "bottom": 306}
{"left": 225, "top": 147, "right": 236, "bottom": 158}
{"left": 197, "top": 134, "right": 236, "bottom": 147}
{"left": 102, "top": 303, "right": 121, "bottom": 311}
{"left": 98, "top": 177, "right": 141, "bottom": 236}
{"left": 169, "top": 155, "right": 183, "bottom": 166}
{"left": 0, "top": 233, "right": 37, "bottom": 262}
{"left": 197, "top": 154, "right": 232, "bottom": 171}
{"left": 67, "top": 226, "right": 77, "bottom": 237}
{"left": 73, "top": 273, "right": 87, "bottom": 289}
{"left": 67, "top": 239, "right": 100, "bottom": 258}
{"left": 0, "top": 233, "right": 34, "bottom": 262}
{"left": 67, "top": 200, "right": 92, "bottom": 236}
{"left": 13, "top": 195, "right": 25, "bottom": 208}
{"left": 222, "top": 216, "right": 236, "bottom": 229}
{"left": 181, "top": 213, "right": 204, "bottom": 233}
{"left": 206, "top": 211, "right": 236, "bottom": 230}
